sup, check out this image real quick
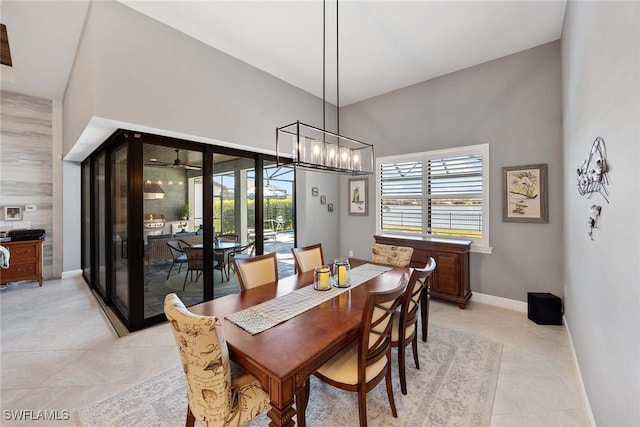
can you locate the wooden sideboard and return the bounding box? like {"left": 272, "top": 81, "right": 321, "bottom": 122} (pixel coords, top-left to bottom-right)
{"left": 0, "top": 239, "right": 44, "bottom": 287}
{"left": 374, "top": 235, "right": 471, "bottom": 308}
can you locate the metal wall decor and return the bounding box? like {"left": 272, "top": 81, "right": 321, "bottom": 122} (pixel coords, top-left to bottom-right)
{"left": 577, "top": 137, "right": 610, "bottom": 240}
{"left": 577, "top": 137, "right": 610, "bottom": 202}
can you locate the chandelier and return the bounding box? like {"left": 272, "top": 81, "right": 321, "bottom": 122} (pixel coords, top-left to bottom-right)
{"left": 276, "top": 0, "right": 374, "bottom": 175}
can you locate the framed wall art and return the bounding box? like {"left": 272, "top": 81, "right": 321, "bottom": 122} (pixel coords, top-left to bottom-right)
{"left": 348, "top": 178, "right": 368, "bottom": 216}
{"left": 503, "top": 164, "right": 548, "bottom": 223}
{"left": 5, "top": 206, "right": 22, "bottom": 221}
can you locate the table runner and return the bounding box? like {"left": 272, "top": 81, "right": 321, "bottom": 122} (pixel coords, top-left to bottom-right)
{"left": 226, "top": 263, "right": 392, "bottom": 334}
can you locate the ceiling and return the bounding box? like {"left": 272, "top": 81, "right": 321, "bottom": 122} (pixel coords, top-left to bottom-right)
{"left": 1, "top": 0, "right": 566, "bottom": 106}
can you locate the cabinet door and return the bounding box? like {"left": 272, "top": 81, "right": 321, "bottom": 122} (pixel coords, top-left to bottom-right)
{"left": 433, "top": 252, "right": 460, "bottom": 297}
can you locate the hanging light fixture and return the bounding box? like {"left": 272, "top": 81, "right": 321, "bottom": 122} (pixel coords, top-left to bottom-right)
{"left": 276, "top": 0, "right": 374, "bottom": 175}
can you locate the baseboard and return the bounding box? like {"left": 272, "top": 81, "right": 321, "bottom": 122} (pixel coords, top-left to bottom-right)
{"left": 471, "top": 292, "right": 528, "bottom": 313}
{"left": 563, "top": 315, "right": 597, "bottom": 427}
{"left": 61, "top": 269, "right": 82, "bottom": 279}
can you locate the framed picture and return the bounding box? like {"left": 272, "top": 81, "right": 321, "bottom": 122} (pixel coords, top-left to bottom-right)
{"left": 348, "top": 178, "right": 368, "bottom": 216}
{"left": 5, "top": 206, "right": 22, "bottom": 221}
{"left": 327, "top": 203, "right": 334, "bottom": 213}
{"left": 311, "top": 187, "right": 319, "bottom": 197}
{"left": 320, "top": 195, "right": 326, "bottom": 205}
{"left": 503, "top": 164, "right": 548, "bottom": 223}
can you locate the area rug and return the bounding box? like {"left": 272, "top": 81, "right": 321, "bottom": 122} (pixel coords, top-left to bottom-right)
{"left": 78, "top": 323, "right": 502, "bottom": 427}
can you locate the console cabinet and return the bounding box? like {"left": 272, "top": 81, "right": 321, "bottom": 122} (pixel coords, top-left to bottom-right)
{"left": 374, "top": 235, "right": 471, "bottom": 308}
{"left": 0, "top": 240, "right": 44, "bottom": 287}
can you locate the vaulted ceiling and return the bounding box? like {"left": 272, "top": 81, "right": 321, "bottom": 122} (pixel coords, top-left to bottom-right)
{"left": 0, "top": 1, "right": 566, "bottom": 105}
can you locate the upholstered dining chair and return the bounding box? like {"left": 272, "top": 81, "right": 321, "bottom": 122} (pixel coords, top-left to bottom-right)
{"left": 166, "top": 240, "right": 189, "bottom": 280}
{"left": 164, "top": 293, "right": 270, "bottom": 427}
{"left": 233, "top": 252, "right": 279, "bottom": 292}
{"left": 290, "top": 243, "right": 324, "bottom": 274}
{"left": 391, "top": 258, "right": 437, "bottom": 395}
{"left": 372, "top": 242, "right": 414, "bottom": 267}
{"left": 297, "top": 274, "right": 408, "bottom": 427}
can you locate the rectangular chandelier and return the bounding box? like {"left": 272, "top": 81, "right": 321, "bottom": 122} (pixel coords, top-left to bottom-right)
{"left": 276, "top": 121, "right": 374, "bottom": 175}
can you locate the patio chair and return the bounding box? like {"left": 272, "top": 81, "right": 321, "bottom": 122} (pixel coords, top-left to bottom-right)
{"left": 166, "top": 240, "right": 188, "bottom": 280}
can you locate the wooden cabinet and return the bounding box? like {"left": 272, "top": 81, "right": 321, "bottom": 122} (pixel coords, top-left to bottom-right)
{"left": 0, "top": 240, "right": 44, "bottom": 287}
{"left": 374, "top": 235, "right": 471, "bottom": 308}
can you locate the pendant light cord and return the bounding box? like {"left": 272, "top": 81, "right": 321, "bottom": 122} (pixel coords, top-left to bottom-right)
{"left": 336, "top": 0, "right": 340, "bottom": 134}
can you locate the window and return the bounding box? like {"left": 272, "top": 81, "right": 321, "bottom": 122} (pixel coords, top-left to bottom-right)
{"left": 376, "top": 144, "right": 490, "bottom": 252}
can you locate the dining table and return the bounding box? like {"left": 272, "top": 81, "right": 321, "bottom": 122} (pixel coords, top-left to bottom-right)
{"left": 189, "top": 258, "right": 408, "bottom": 427}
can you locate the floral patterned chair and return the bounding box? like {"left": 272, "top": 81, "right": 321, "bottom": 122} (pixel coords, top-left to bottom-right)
{"left": 164, "top": 293, "right": 270, "bottom": 427}
{"left": 371, "top": 243, "right": 414, "bottom": 267}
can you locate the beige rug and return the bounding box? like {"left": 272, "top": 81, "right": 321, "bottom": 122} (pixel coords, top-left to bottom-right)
{"left": 78, "top": 323, "right": 502, "bottom": 427}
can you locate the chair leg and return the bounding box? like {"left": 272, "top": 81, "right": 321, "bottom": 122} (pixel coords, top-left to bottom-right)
{"left": 357, "top": 388, "right": 368, "bottom": 427}
{"left": 186, "top": 404, "right": 195, "bottom": 427}
{"left": 421, "top": 288, "right": 430, "bottom": 342}
{"left": 385, "top": 365, "right": 398, "bottom": 418}
{"left": 166, "top": 263, "right": 175, "bottom": 280}
{"left": 412, "top": 335, "right": 420, "bottom": 370}
{"left": 295, "top": 377, "right": 310, "bottom": 427}
{"left": 183, "top": 270, "right": 189, "bottom": 290}
{"left": 398, "top": 343, "right": 408, "bottom": 395}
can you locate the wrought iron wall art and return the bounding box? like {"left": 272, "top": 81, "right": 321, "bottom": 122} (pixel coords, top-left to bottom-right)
{"left": 588, "top": 204, "right": 602, "bottom": 240}
{"left": 576, "top": 137, "right": 610, "bottom": 202}
{"left": 577, "top": 137, "right": 610, "bottom": 240}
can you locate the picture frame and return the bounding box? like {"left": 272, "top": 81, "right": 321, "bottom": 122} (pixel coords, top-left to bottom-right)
{"left": 311, "top": 187, "right": 319, "bottom": 197}
{"left": 348, "top": 177, "right": 368, "bottom": 216}
{"left": 503, "top": 164, "right": 548, "bottom": 223}
{"left": 327, "top": 203, "right": 334, "bottom": 213}
{"left": 5, "top": 206, "right": 22, "bottom": 221}
{"left": 320, "top": 195, "right": 326, "bottom": 205}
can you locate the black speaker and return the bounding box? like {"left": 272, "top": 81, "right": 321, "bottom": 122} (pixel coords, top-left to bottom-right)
{"left": 527, "top": 292, "right": 562, "bottom": 325}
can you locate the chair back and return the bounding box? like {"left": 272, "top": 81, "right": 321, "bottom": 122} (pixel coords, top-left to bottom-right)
{"left": 184, "top": 246, "right": 203, "bottom": 271}
{"left": 166, "top": 240, "right": 185, "bottom": 259}
{"left": 218, "top": 234, "right": 239, "bottom": 243}
{"left": 360, "top": 274, "right": 407, "bottom": 381}
{"left": 399, "top": 258, "right": 437, "bottom": 339}
{"left": 164, "top": 293, "right": 234, "bottom": 425}
{"left": 372, "top": 243, "right": 414, "bottom": 267}
{"left": 291, "top": 243, "right": 324, "bottom": 273}
{"left": 233, "top": 241, "right": 256, "bottom": 259}
{"left": 233, "top": 252, "right": 279, "bottom": 291}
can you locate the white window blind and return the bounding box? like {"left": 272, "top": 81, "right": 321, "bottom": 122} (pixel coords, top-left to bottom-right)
{"left": 377, "top": 144, "right": 490, "bottom": 249}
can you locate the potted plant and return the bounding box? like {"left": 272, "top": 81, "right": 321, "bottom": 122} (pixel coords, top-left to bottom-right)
{"left": 179, "top": 203, "right": 191, "bottom": 220}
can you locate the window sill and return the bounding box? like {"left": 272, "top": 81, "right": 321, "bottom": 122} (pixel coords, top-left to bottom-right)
{"left": 471, "top": 244, "right": 493, "bottom": 254}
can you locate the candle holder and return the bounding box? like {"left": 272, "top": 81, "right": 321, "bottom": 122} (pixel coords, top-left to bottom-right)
{"left": 332, "top": 258, "right": 351, "bottom": 288}
{"left": 313, "top": 265, "right": 332, "bottom": 291}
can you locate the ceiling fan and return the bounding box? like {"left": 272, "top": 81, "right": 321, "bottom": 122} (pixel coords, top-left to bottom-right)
{"left": 146, "top": 149, "right": 201, "bottom": 170}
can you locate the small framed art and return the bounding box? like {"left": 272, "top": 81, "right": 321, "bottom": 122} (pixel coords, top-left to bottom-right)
{"left": 503, "top": 164, "right": 548, "bottom": 223}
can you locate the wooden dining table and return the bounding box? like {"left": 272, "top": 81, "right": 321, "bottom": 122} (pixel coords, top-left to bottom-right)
{"left": 189, "top": 258, "right": 408, "bottom": 427}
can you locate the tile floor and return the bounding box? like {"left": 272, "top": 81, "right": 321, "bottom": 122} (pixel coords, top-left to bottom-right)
{"left": 0, "top": 277, "right": 592, "bottom": 426}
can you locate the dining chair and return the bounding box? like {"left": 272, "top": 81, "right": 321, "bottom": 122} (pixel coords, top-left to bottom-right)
{"left": 233, "top": 252, "right": 278, "bottom": 291}
{"left": 391, "top": 258, "right": 437, "bottom": 395}
{"left": 371, "top": 242, "right": 414, "bottom": 267}
{"left": 164, "top": 293, "right": 270, "bottom": 427}
{"left": 166, "top": 240, "right": 189, "bottom": 280}
{"left": 290, "top": 243, "right": 324, "bottom": 274}
{"left": 297, "top": 274, "right": 408, "bottom": 427}
{"left": 182, "top": 246, "right": 203, "bottom": 290}
{"left": 213, "top": 248, "right": 230, "bottom": 282}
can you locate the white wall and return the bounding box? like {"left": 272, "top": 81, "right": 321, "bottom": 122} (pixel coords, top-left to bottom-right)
{"left": 295, "top": 170, "right": 341, "bottom": 263}
{"left": 562, "top": 2, "right": 640, "bottom": 425}
{"left": 339, "top": 41, "right": 564, "bottom": 301}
